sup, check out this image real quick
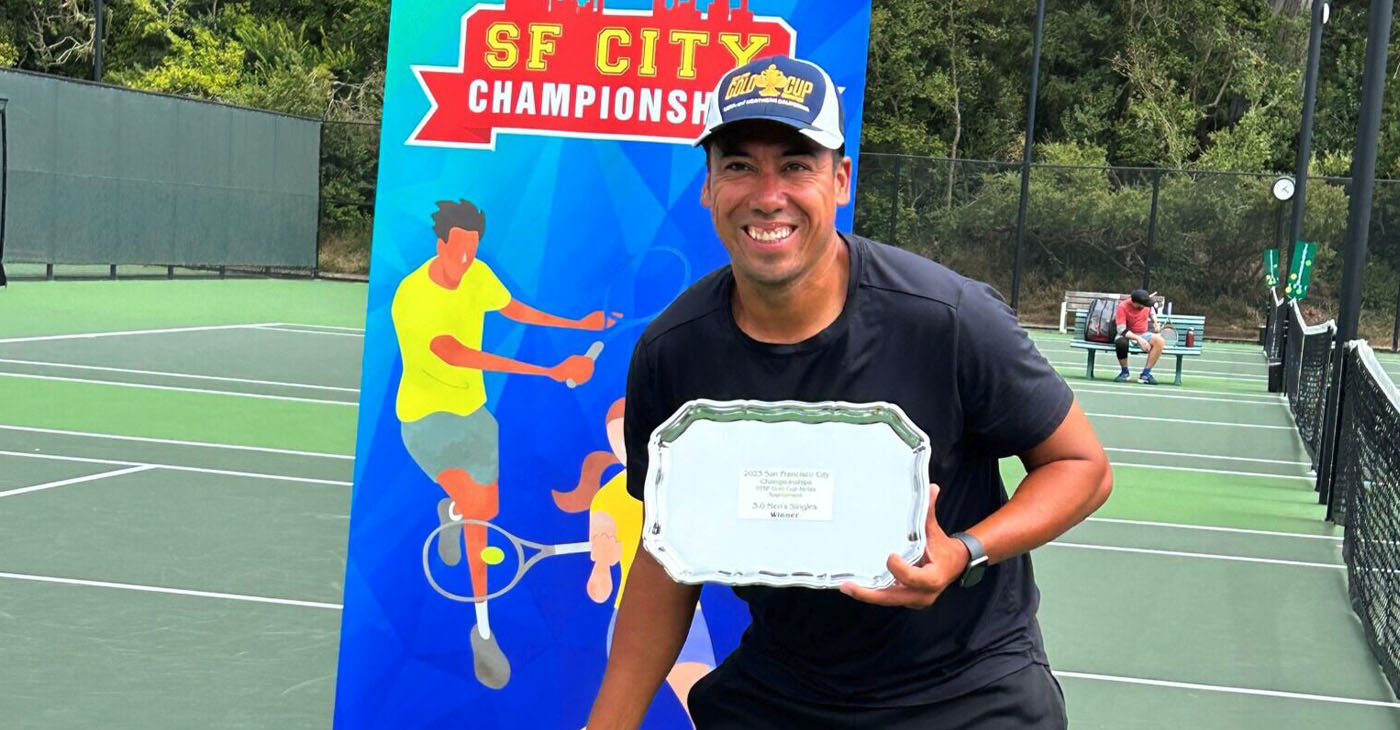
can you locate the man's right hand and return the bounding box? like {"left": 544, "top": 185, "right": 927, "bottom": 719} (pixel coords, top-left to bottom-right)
{"left": 552, "top": 354, "right": 596, "bottom": 385}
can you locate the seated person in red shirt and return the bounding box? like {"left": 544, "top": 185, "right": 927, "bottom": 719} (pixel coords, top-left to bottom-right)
{"left": 1114, "top": 289, "right": 1163, "bottom": 384}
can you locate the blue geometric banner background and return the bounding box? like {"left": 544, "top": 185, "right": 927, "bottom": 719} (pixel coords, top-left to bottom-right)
{"left": 334, "top": 2, "right": 872, "bottom": 727}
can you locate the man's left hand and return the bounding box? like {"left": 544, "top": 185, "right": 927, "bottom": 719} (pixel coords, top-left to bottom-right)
{"left": 839, "top": 483, "right": 970, "bottom": 609}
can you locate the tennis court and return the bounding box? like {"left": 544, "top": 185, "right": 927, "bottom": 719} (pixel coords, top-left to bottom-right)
{"left": 1, "top": 278, "right": 1398, "bottom": 728}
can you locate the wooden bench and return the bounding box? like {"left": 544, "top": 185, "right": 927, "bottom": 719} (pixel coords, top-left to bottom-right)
{"left": 1069, "top": 308, "right": 1206, "bottom": 385}
{"left": 1060, "top": 290, "right": 1167, "bottom": 333}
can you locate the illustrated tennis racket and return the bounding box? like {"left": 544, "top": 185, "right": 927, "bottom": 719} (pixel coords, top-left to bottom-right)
{"left": 423, "top": 519, "right": 589, "bottom": 603}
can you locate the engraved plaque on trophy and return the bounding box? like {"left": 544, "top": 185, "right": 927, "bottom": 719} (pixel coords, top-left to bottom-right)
{"left": 642, "top": 400, "right": 931, "bottom": 589}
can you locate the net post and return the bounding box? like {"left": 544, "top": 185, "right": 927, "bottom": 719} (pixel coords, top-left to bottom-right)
{"left": 45, "top": 263, "right": 54, "bottom": 280}
{"left": 1315, "top": 339, "right": 1346, "bottom": 505}
{"left": 109, "top": 264, "right": 117, "bottom": 280}
{"left": 219, "top": 265, "right": 226, "bottom": 279}
{"left": 167, "top": 264, "right": 174, "bottom": 279}
{"left": 1322, "top": 349, "right": 1350, "bottom": 521}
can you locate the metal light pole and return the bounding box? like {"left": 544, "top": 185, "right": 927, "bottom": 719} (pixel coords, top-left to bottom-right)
{"left": 94, "top": 0, "right": 104, "bottom": 82}
{"left": 1285, "top": 1, "right": 1328, "bottom": 281}
{"left": 1010, "top": 0, "right": 1047, "bottom": 311}
{"left": 1316, "top": 0, "right": 1394, "bottom": 516}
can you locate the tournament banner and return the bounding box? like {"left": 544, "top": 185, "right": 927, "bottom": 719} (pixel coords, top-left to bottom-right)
{"left": 333, "top": 2, "right": 873, "bottom": 728}
{"left": 1286, "top": 241, "right": 1316, "bottom": 300}
{"left": 1263, "top": 248, "right": 1279, "bottom": 288}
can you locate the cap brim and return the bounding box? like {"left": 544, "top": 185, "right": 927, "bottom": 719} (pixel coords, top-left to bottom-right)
{"left": 694, "top": 115, "right": 844, "bottom": 150}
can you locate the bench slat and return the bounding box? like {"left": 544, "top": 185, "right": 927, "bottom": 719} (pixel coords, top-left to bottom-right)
{"left": 1070, "top": 309, "right": 1206, "bottom": 355}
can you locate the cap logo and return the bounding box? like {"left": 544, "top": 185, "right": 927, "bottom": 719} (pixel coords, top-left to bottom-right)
{"left": 724, "top": 63, "right": 816, "bottom": 105}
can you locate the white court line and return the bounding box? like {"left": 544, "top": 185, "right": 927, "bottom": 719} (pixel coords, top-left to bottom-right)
{"left": 1110, "top": 461, "right": 1315, "bottom": 482}
{"left": 0, "top": 323, "right": 280, "bottom": 344}
{"left": 1049, "top": 360, "right": 1268, "bottom": 382}
{"left": 1053, "top": 671, "right": 1400, "bottom": 709}
{"left": 253, "top": 324, "right": 364, "bottom": 338}
{"left": 0, "top": 464, "right": 156, "bottom": 498}
{"left": 1047, "top": 542, "right": 1342, "bottom": 569}
{"left": 0, "top": 424, "right": 353, "bottom": 459}
{"left": 0, "top": 571, "right": 342, "bottom": 611}
{"left": 1072, "top": 386, "right": 1285, "bottom": 405}
{"left": 1085, "top": 517, "right": 1341, "bottom": 541}
{"left": 0, "top": 372, "right": 357, "bottom": 407}
{"left": 281, "top": 323, "right": 365, "bottom": 333}
{"left": 0, "top": 449, "right": 352, "bottom": 487}
{"left": 1035, "top": 349, "right": 1268, "bottom": 368}
{"left": 0, "top": 358, "right": 359, "bottom": 393}
{"left": 1103, "top": 447, "right": 1311, "bottom": 468}
{"left": 1086, "top": 412, "right": 1295, "bottom": 430}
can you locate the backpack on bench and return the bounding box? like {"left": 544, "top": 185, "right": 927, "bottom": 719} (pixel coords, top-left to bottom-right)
{"left": 1084, "top": 297, "right": 1119, "bottom": 343}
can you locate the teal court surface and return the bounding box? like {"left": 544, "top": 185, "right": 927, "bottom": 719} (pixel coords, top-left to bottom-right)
{"left": 1, "top": 278, "right": 1398, "bottom": 728}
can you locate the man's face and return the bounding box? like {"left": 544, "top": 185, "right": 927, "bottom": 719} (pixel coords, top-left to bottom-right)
{"left": 700, "top": 121, "right": 851, "bottom": 290}
{"left": 436, "top": 227, "right": 481, "bottom": 279}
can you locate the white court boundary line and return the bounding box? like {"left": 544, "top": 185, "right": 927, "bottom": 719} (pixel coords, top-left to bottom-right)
{"left": 1049, "top": 360, "right": 1268, "bottom": 383}
{"left": 0, "top": 424, "right": 353, "bottom": 459}
{"left": 279, "top": 323, "right": 364, "bottom": 333}
{"left": 1037, "top": 349, "right": 1268, "bottom": 368}
{"left": 1047, "top": 542, "right": 1342, "bottom": 569}
{"left": 1072, "top": 386, "right": 1285, "bottom": 405}
{"left": 1110, "top": 461, "right": 1314, "bottom": 481}
{"left": 0, "top": 323, "right": 280, "bottom": 344}
{"left": 0, "top": 358, "right": 359, "bottom": 393}
{"left": 0, "top": 372, "right": 357, "bottom": 407}
{"left": 0, "top": 571, "right": 342, "bottom": 611}
{"left": 1086, "top": 412, "right": 1295, "bottom": 430}
{"left": 0, "top": 449, "right": 352, "bottom": 487}
{"left": 0, "top": 464, "right": 156, "bottom": 498}
{"left": 1085, "top": 517, "right": 1341, "bottom": 541}
{"left": 1103, "top": 446, "right": 1311, "bottom": 468}
{"left": 252, "top": 324, "right": 363, "bottom": 338}
{"left": 1054, "top": 671, "right": 1400, "bottom": 709}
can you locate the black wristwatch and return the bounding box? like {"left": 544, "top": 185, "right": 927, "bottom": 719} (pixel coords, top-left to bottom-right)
{"left": 951, "top": 532, "right": 989, "bottom": 588}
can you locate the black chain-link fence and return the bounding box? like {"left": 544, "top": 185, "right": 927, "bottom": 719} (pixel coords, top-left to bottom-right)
{"left": 311, "top": 135, "right": 1400, "bottom": 339}
{"left": 853, "top": 153, "right": 1400, "bottom": 345}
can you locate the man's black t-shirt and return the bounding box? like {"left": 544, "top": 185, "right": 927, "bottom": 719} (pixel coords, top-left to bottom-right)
{"left": 623, "top": 234, "right": 1075, "bottom": 706}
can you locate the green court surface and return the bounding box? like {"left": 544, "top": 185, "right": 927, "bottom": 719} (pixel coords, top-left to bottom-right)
{"left": 1, "top": 279, "right": 1397, "bottom": 728}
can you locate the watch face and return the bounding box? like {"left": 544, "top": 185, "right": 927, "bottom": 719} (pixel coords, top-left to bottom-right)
{"left": 1273, "top": 177, "right": 1295, "bottom": 201}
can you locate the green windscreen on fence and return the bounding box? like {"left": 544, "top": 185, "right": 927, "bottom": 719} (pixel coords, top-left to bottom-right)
{"left": 0, "top": 69, "right": 319, "bottom": 269}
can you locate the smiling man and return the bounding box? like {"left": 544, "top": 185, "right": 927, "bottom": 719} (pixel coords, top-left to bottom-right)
{"left": 585, "top": 56, "right": 1112, "bottom": 729}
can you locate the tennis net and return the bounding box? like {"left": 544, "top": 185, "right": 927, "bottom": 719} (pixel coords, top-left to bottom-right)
{"left": 1282, "top": 300, "right": 1336, "bottom": 465}
{"left": 1331, "top": 341, "right": 1400, "bottom": 698}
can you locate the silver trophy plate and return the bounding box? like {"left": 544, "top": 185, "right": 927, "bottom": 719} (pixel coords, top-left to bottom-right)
{"left": 642, "top": 399, "right": 932, "bottom": 590}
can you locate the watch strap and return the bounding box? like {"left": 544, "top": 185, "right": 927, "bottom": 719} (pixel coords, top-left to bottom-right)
{"left": 951, "top": 531, "right": 989, "bottom": 588}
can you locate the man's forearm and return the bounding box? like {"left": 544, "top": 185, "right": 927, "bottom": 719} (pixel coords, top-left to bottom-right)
{"left": 587, "top": 545, "right": 702, "bottom": 730}
{"left": 968, "top": 459, "right": 1109, "bottom": 563}
{"left": 966, "top": 405, "right": 1111, "bottom": 564}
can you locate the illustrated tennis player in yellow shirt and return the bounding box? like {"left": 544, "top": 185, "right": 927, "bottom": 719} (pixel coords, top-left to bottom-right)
{"left": 391, "top": 199, "right": 619, "bottom": 690}
{"left": 554, "top": 399, "right": 714, "bottom": 723}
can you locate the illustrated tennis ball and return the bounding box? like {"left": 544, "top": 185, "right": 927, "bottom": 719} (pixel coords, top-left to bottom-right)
{"left": 482, "top": 546, "right": 506, "bottom": 565}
